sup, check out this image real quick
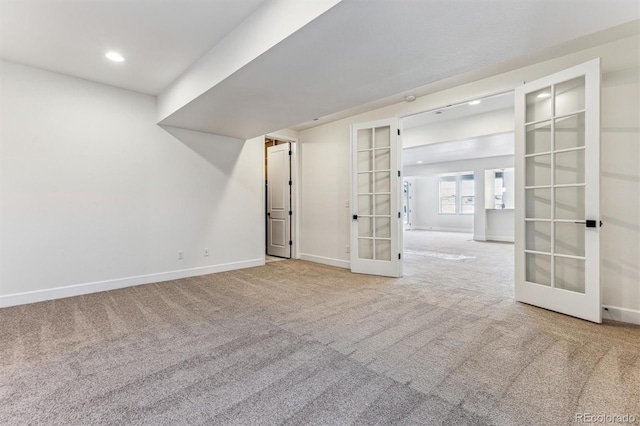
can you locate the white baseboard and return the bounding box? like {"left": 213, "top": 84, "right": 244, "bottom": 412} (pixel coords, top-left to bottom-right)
{"left": 485, "top": 236, "right": 515, "bottom": 243}
{"left": 412, "top": 227, "right": 472, "bottom": 233}
{"left": 602, "top": 305, "right": 640, "bottom": 325}
{"left": 0, "top": 258, "right": 265, "bottom": 308}
{"left": 299, "top": 253, "right": 350, "bottom": 269}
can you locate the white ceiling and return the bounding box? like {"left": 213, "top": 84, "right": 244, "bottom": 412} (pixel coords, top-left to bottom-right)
{"left": 403, "top": 92, "right": 514, "bottom": 130}
{"left": 403, "top": 133, "right": 514, "bottom": 167}
{"left": 0, "top": 0, "right": 267, "bottom": 95}
{"left": 1, "top": 0, "right": 638, "bottom": 137}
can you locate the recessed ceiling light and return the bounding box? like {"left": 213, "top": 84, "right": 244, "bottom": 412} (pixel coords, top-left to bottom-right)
{"left": 405, "top": 95, "right": 416, "bottom": 102}
{"left": 468, "top": 100, "right": 481, "bottom": 105}
{"left": 105, "top": 51, "right": 124, "bottom": 62}
{"left": 417, "top": 160, "right": 423, "bottom": 164}
{"left": 537, "top": 92, "right": 551, "bottom": 98}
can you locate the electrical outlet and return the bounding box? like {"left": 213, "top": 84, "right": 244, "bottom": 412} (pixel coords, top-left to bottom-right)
{"left": 345, "top": 245, "right": 350, "bottom": 253}
{"left": 204, "top": 248, "right": 210, "bottom": 257}
{"left": 178, "top": 250, "right": 184, "bottom": 260}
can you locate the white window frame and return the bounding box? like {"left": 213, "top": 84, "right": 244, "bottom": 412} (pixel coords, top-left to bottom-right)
{"left": 438, "top": 176, "right": 458, "bottom": 215}
{"left": 438, "top": 173, "right": 475, "bottom": 215}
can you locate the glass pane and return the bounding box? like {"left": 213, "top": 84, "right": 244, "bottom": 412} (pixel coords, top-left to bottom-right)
{"left": 375, "top": 194, "right": 390, "bottom": 215}
{"left": 555, "top": 76, "right": 585, "bottom": 117}
{"left": 358, "top": 239, "right": 373, "bottom": 260}
{"left": 358, "top": 217, "right": 373, "bottom": 238}
{"left": 358, "top": 129, "right": 372, "bottom": 150}
{"left": 358, "top": 173, "right": 373, "bottom": 194}
{"left": 525, "top": 188, "right": 551, "bottom": 219}
{"left": 375, "top": 172, "right": 390, "bottom": 193}
{"left": 358, "top": 195, "right": 373, "bottom": 215}
{"left": 555, "top": 186, "right": 585, "bottom": 220}
{"left": 374, "top": 126, "right": 390, "bottom": 148}
{"left": 526, "top": 221, "right": 551, "bottom": 253}
{"left": 555, "top": 150, "right": 585, "bottom": 185}
{"left": 526, "top": 86, "right": 552, "bottom": 123}
{"left": 526, "top": 155, "right": 551, "bottom": 187}
{"left": 375, "top": 217, "right": 390, "bottom": 238}
{"left": 555, "top": 257, "right": 585, "bottom": 293}
{"left": 526, "top": 253, "right": 551, "bottom": 286}
{"left": 555, "top": 223, "right": 585, "bottom": 257}
{"left": 526, "top": 121, "right": 551, "bottom": 154}
{"left": 375, "top": 149, "right": 390, "bottom": 170}
{"left": 375, "top": 239, "right": 391, "bottom": 261}
{"left": 358, "top": 151, "right": 373, "bottom": 172}
{"left": 555, "top": 113, "right": 585, "bottom": 150}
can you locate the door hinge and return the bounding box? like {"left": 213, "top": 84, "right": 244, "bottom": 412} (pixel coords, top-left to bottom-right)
{"left": 289, "top": 210, "right": 292, "bottom": 216}
{"left": 398, "top": 253, "right": 401, "bottom": 260}
{"left": 288, "top": 150, "right": 292, "bottom": 156}
{"left": 289, "top": 240, "right": 293, "bottom": 246}
{"left": 398, "top": 212, "right": 401, "bottom": 218}
{"left": 288, "top": 180, "right": 292, "bottom": 186}
{"left": 397, "top": 129, "right": 400, "bottom": 136}
{"left": 398, "top": 170, "right": 401, "bottom": 177}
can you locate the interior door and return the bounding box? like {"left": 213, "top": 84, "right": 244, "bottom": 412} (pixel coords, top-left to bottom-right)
{"left": 515, "top": 59, "right": 601, "bottom": 323}
{"left": 267, "top": 142, "right": 291, "bottom": 258}
{"left": 351, "top": 118, "right": 402, "bottom": 277}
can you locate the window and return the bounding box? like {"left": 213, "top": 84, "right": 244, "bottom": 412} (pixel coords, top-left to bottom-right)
{"left": 460, "top": 174, "right": 475, "bottom": 214}
{"left": 494, "top": 171, "right": 505, "bottom": 209}
{"left": 439, "top": 173, "right": 474, "bottom": 214}
{"left": 439, "top": 176, "right": 457, "bottom": 214}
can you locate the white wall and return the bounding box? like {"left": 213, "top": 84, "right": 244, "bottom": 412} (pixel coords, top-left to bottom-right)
{"left": 403, "top": 108, "right": 513, "bottom": 148}
{"left": 0, "top": 60, "right": 264, "bottom": 305}
{"left": 405, "top": 155, "right": 515, "bottom": 240}
{"left": 409, "top": 175, "right": 474, "bottom": 233}
{"left": 298, "top": 35, "right": 640, "bottom": 322}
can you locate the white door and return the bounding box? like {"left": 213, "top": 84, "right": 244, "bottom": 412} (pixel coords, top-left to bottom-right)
{"left": 267, "top": 142, "right": 291, "bottom": 258}
{"left": 351, "top": 118, "right": 402, "bottom": 277}
{"left": 515, "top": 59, "right": 601, "bottom": 323}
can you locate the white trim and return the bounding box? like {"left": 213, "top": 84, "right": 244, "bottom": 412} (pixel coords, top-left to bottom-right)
{"left": 0, "top": 258, "right": 264, "bottom": 308}
{"left": 602, "top": 305, "right": 640, "bottom": 325}
{"left": 486, "top": 236, "right": 515, "bottom": 243}
{"left": 299, "top": 253, "right": 350, "bottom": 269}
{"left": 412, "top": 226, "right": 473, "bottom": 233}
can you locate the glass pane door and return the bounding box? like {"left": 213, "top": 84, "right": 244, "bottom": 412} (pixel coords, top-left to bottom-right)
{"left": 356, "top": 126, "right": 392, "bottom": 261}
{"left": 524, "top": 78, "right": 586, "bottom": 292}
{"left": 515, "top": 59, "right": 600, "bottom": 323}
{"left": 351, "top": 118, "right": 401, "bottom": 278}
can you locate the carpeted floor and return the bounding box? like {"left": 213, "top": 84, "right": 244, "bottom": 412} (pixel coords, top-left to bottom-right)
{"left": 1, "top": 231, "right": 639, "bottom": 425}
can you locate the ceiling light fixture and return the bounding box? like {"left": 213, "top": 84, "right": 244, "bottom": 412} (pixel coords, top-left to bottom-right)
{"left": 105, "top": 51, "right": 125, "bottom": 62}
{"left": 405, "top": 95, "right": 416, "bottom": 102}
{"left": 468, "top": 100, "right": 481, "bottom": 105}
{"left": 537, "top": 92, "right": 551, "bottom": 98}
{"left": 417, "top": 160, "right": 423, "bottom": 164}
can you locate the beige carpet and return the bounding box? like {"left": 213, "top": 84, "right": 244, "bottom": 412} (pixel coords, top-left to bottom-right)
{"left": 1, "top": 231, "right": 639, "bottom": 425}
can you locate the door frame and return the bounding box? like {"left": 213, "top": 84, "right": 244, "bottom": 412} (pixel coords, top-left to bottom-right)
{"left": 263, "top": 133, "right": 300, "bottom": 260}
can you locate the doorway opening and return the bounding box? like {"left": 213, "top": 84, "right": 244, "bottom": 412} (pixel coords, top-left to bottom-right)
{"left": 265, "top": 136, "right": 298, "bottom": 261}
{"left": 400, "top": 91, "right": 516, "bottom": 295}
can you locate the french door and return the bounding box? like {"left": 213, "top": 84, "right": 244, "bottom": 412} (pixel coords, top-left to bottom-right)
{"left": 515, "top": 59, "right": 601, "bottom": 323}
{"left": 350, "top": 118, "right": 402, "bottom": 277}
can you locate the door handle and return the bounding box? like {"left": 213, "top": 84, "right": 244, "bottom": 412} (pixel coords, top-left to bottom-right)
{"left": 574, "top": 220, "right": 602, "bottom": 227}
{"left": 267, "top": 212, "right": 271, "bottom": 217}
